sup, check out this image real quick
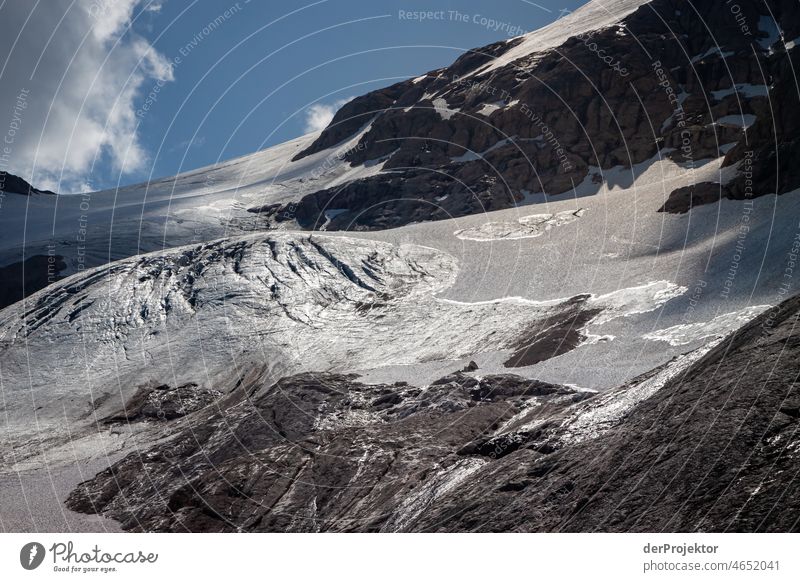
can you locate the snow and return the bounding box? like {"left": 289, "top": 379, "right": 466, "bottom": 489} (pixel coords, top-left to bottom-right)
{"left": 0, "top": 232, "right": 697, "bottom": 450}
{"left": 581, "top": 333, "right": 616, "bottom": 345}
{"left": 476, "top": 100, "right": 517, "bottom": 116}
{"left": 343, "top": 151, "right": 794, "bottom": 392}
{"left": 716, "top": 114, "right": 757, "bottom": 128}
{"left": 432, "top": 97, "right": 458, "bottom": 120}
{"left": 0, "top": 125, "right": 379, "bottom": 276}
{"left": 2, "top": 0, "right": 799, "bottom": 532}
{"left": 477, "top": 102, "right": 503, "bottom": 116}
{"left": 3, "top": 5, "right": 798, "bottom": 479}
{"left": 690, "top": 47, "right": 734, "bottom": 63}
{"left": 643, "top": 305, "right": 769, "bottom": 346}
{"left": 450, "top": 137, "right": 514, "bottom": 163}
{"left": 319, "top": 208, "right": 350, "bottom": 231}
{"left": 553, "top": 339, "right": 722, "bottom": 445}
{"left": 381, "top": 457, "right": 486, "bottom": 532}
{"left": 711, "top": 84, "right": 770, "bottom": 100}
{"left": 470, "top": 0, "right": 651, "bottom": 77}
{"left": 660, "top": 91, "right": 689, "bottom": 133}
{"left": 586, "top": 281, "right": 687, "bottom": 325}
{"left": 3, "top": 146, "right": 786, "bottom": 414}
{"left": 454, "top": 209, "right": 586, "bottom": 241}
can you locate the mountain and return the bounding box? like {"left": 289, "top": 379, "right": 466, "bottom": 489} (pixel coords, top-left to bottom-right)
{"left": 0, "top": 171, "right": 55, "bottom": 197}
{"left": 65, "top": 294, "right": 800, "bottom": 532}
{"left": 5, "top": 0, "right": 800, "bottom": 273}
{"left": 279, "top": 0, "right": 800, "bottom": 229}
{"left": 2, "top": 0, "right": 800, "bottom": 533}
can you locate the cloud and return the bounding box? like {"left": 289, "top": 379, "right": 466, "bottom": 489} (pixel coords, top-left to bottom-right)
{"left": 170, "top": 135, "right": 206, "bottom": 152}
{"left": 144, "top": 1, "right": 165, "bottom": 13}
{"left": 303, "top": 98, "right": 352, "bottom": 133}
{"left": 0, "top": 0, "right": 173, "bottom": 192}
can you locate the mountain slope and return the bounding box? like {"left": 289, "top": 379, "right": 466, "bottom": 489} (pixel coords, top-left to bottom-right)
{"left": 410, "top": 293, "right": 800, "bottom": 532}
{"left": 0, "top": 228, "right": 689, "bottom": 464}
{"left": 0, "top": 129, "right": 381, "bottom": 277}
{"left": 65, "top": 291, "right": 800, "bottom": 532}
{"left": 0, "top": 171, "right": 55, "bottom": 197}
{"left": 278, "top": 0, "right": 800, "bottom": 230}
{"left": 3, "top": 0, "right": 800, "bottom": 533}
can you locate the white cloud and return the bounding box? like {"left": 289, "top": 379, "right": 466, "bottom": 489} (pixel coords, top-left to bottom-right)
{"left": 0, "top": 0, "right": 173, "bottom": 192}
{"left": 303, "top": 98, "right": 352, "bottom": 133}
{"left": 144, "top": 1, "right": 165, "bottom": 13}
{"left": 170, "top": 135, "right": 206, "bottom": 152}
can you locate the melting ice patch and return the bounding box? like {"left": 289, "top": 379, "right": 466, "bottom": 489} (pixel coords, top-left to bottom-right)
{"left": 454, "top": 208, "right": 586, "bottom": 241}
{"left": 553, "top": 340, "right": 722, "bottom": 446}
{"left": 490, "top": 339, "right": 722, "bottom": 449}
{"left": 432, "top": 97, "right": 457, "bottom": 120}
{"left": 586, "top": 280, "right": 687, "bottom": 325}
{"left": 381, "top": 457, "right": 486, "bottom": 532}
{"left": 644, "top": 305, "right": 769, "bottom": 346}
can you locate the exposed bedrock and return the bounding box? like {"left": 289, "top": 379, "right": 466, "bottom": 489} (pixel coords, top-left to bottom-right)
{"left": 67, "top": 292, "right": 800, "bottom": 532}
{"left": 271, "top": 0, "right": 800, "bottom": 229}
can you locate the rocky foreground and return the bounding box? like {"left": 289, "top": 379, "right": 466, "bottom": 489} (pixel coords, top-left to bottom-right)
{"left": 67, "top": 294, "right": 800, "bottom": 532}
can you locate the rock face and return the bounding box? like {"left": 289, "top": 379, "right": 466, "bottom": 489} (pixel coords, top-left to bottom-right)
{"left": 409, "top": 296, "right": 800, "bottom": 533}
{"left": 66, "top": 372, "right": 590, "bottom": 532}
{"left": 658, "top": 182, "right": 728, "bottom": 214}
{"left": 0, "top": 171, "right": 55, "bottom": 196}
{"left": 102, "top": 383, "right": 222, "bottom": 423}
{"left": 67, "top": 292, "right": 800, "bottom": 531}
{"left": 272, "top": 0, "right": 800, "bottom": 230}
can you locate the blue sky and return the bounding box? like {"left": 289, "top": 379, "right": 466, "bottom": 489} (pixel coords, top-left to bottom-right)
{"left": 0, "top": 0, "right": 586, "bottom": 192}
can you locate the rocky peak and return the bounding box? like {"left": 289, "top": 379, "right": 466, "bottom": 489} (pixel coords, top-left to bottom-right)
{"left": 270, "top": 0, "right": 800, "bottom": 229}
{"left": 0, "top": 171, "right": 55, "bottom": 196}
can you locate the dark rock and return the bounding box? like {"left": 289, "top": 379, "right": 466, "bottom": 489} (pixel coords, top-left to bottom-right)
{"left": 246, "top": 203, "right": 282, "bottom": 215}
{"left": 283, "top": 0, "right": 800, "bottom": 231}
{"left": 102, "top": 382, "right": 221, "bottom": 423}
{"left": 658, "top": 182, "right": 729, "bottom": 214}
{"left": 504, "top": 295, "right": 600, "bottom": 368}
{"left": 0, "top": 172, "right": 56, "bottom": 196}
{"left": 67, "top": 292, "right": 800, "bottom": 531}
{"left": 461, "top": 360, "right": 479, "bottom": 372}
{"left": 410, "top": 294, "right": 800, "bottom": 532}
{"left": 66, "top": 371, "right": 583, "bottom": 531}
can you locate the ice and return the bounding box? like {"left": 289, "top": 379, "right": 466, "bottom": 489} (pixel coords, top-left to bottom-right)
{"left": 454, "top": 209, "right": 586, "bottom": 241}
{"left": 550, "top": 339, "right": 723, "bottom": 445}
{"left": 643, "top": 305, "right": 769, "bottom": 346}
{"left": 432, "top": 97, "right": 458, "bottom": 120}
{"left": 450, "top": 137, "right": 514, "bottom": 163}
{"left": 690, "top": 47, "right": 734, "bottom": 63}
{"left": 0, "top": 125, "right": 377, "bottom": 275}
